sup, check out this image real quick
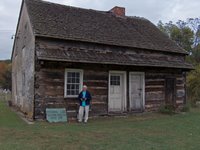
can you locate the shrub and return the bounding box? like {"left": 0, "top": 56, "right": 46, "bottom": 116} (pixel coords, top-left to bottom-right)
{"left": 187, "top": 65, "right": 200, "bottom": 106}
{"left": 180, "top": 104, "right": 190, "bottom": 112}
{"left": 159, "top": 104, "right": 176, "bottom": 115}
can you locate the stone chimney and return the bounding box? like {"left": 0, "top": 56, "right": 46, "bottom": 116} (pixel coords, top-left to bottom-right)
{"left": 109, "top": 6, "right": 125, "bottom": 17}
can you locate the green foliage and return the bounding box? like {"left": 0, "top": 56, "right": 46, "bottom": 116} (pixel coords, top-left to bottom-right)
{"left": 159, "top": 104, "right": 176, "bottom": 115}
{"left": 180, "top": 104, "right": 190, "bottom": 112}
{"left": 157, "top": 19, "right": 200, "bottom": 65}
{"left": 157, "top": 20, "right": 194, "bottom": 52}
{"left": 187, "top": 65, "right": 200, "bottom": 105}
{"left": 189, "top": 44, "right": 200, "bottom": 65}
{"left": 0, "top": 60, "right": 11, "bottom": 90}
{"left": 0, "top": 59, "right": 11, "bottom": 64}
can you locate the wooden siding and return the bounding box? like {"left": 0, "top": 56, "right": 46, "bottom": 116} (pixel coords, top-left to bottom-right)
{"left": 35, "top": 62, "right": 109, "bottom": 119}
{"left": 145, "top": 72, "right": 186, "bottom": 111}
{"left": 34, "top": 60, "right": 186, "bottom": 120}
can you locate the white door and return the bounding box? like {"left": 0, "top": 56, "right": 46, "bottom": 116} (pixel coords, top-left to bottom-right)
{"left": 129, "top": 73, "right": 144, "bottom": 111}
{"left": 109, "top": 72, "right": 126, "bottom": 112}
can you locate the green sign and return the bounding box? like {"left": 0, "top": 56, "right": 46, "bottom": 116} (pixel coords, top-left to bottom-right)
{"left": 46, "top": 108, "right": 67, "bottom": 123}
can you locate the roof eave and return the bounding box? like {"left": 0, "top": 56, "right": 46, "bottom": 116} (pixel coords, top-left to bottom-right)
{"left": 37, "top": 56, "right": 194, "bottom": 71}
{"left": 34, "top": 34, "right": 188, "bottom": 55}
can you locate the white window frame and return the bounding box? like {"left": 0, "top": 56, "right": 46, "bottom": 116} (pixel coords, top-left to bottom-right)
{"left": 64, "top": 69, "right": 83, "bottom": 98}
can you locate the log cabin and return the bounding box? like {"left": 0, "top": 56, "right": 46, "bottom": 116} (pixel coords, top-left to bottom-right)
{"left": 11, "top": 0, "right": 193, "bottom": 120}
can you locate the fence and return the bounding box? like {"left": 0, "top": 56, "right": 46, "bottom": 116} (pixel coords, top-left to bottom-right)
{"left": 0, "top": 92, "right": 11, "bottom": 102}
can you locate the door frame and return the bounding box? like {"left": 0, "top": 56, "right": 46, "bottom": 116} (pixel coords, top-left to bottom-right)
{"left": 129, "top": 72, "right": 145, "bottom": 111}
{"left": 165, "top": 77, "right": 176, "bottom": 106}
{"left": 108, "top": 71, "right": 127, "bottom": 112}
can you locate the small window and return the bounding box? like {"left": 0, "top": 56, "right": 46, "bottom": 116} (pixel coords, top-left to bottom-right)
{"left": 65, "top": 69, "right": 83, "bottom": 97}
{"left": 110, "top": 75, "right": 120, "bottom": 86}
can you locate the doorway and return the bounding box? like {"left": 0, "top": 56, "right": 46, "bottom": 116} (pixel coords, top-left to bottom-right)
{"left": 129, "top": 72, "right": 145, "bottom": 111}
{"left": 108, "top": 71, "right": 127, "bottom": 112}
{"left": 165, "top": 78, "right": 176, "bottom": 105}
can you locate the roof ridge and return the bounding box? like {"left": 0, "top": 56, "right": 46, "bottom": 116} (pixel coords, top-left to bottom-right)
{"left": 25, "top": 0, "right": 145, "bottom": 21}
{"left": 127, "top": 16, "right": 149, "bottom": 21}
{"left": 25, "top": 0, "right": 108, "bottom": 15}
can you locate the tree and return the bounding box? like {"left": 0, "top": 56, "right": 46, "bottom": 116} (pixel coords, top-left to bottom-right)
{"left": 0, "top": 61, "right": 12, "bottom": 90}
{"left": 188, "top": 44, "right": 200, "bottom": 65}
{"left": 0, "top": 62, "right": 7, "bottom": 81}
{"left": 157, "top": 20, "right": 194, "bottom": 53}
{"left": 187, "top": 18, "right": 200, "bottom": 46}
{"left": 187, "top": 65, "right": 200, "bottom": 105}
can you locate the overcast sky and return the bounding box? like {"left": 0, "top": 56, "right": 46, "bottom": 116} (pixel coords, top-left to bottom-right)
{"left": 0, "top": 0, "right": 200, "bottom": 60}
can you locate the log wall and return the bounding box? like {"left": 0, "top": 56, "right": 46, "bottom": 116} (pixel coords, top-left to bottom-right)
{"left": 145, "top": 72, "right": 186, "bottom": 111}
{"left": 34, "top": 62, "right": 109, "bottom": 119}
{"left": 34, "top": 61, "right": 186, "bottom": 120}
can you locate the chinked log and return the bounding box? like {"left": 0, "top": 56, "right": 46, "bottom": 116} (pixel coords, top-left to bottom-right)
{"left": 145, "top": 80, "right": 165, "bottom": 86}
{"left": 145, "top": 91, "right": 165, "bottom": 100}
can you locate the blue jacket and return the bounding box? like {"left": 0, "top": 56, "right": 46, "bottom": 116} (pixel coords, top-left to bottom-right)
{"left": 78, "top": 91, "right": 92, "bottom": 106}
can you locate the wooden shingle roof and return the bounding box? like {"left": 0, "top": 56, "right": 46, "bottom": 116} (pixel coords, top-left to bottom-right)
{"left": 36, "top": 46, "right": 193, "bottom": 70}
{"left": 25, "top": 0, "right": 188, "bottom": 54}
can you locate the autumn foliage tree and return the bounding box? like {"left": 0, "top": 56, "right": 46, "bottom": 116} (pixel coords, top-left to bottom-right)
{"left": 0, "top": 62, "right": 7, "bottom": 81}
{"left": 0, "top": 60, "right": 11, "bottom": 90}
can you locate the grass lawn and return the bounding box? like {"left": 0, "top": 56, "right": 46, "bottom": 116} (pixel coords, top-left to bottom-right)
{"left": 0, "top": 100, "right": 200, "bottom": 150}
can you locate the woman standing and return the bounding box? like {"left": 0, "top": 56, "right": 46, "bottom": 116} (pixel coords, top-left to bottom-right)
{"left": 78, "top": 85, "right": 92, "bottom": 123}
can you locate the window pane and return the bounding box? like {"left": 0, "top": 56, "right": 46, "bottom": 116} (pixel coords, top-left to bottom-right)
{"left": 72, "top": 72, "right": 76, "bottom": 78}
{"left": 71, "top": 90, "right": 75, "bottom": 95}
{"left": 110, "top": 76, "right": 114, "bottom": 81}
{"left": 75, "top": 90, "right": 79, "bottom": 95}
{"left": 110, "top": 75, "right": 120, "bottom": 86}
{"left": 67, "top": 90, "right": 71, "bottom": 95}
{"left": 72, "top": 84, "right": 75, "bottom": 90}
{"left": 67, "top": 78, "right": 71, "bottom": 83}
{"left": 75, "top": 72, "right": 80, "bottom": 78}
{"left": 72, "top": 78, "right": 75, "bottom": 83}
{"left": 116, "top": 76, "right": 120, "bottom": 81}
{"left": 67, "top": 84, "right": 71, "bottom": 89}
{"left": 76, "top": 78, "right": 80, "bottom": 83}
{"left": 68, "top": 72, "right": 72, "bottom": 78}
{"left": 75, "top": 84, "right": 79, "bottom": 90}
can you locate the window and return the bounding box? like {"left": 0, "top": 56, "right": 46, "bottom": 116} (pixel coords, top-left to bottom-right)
{"left": 110, "top": 75, "right": 120, "bottom": 86}
{"left": 64, "top": 69, "right": 83, "bottom": 97}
